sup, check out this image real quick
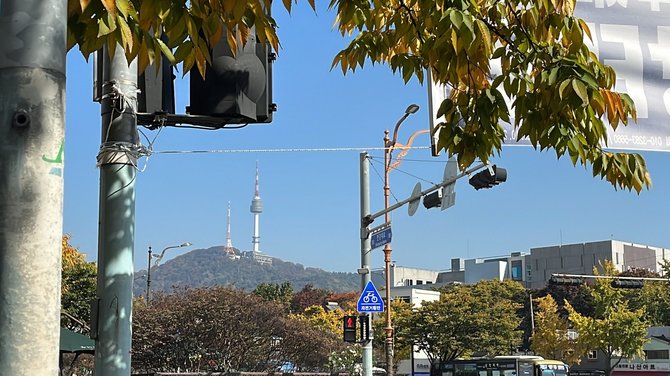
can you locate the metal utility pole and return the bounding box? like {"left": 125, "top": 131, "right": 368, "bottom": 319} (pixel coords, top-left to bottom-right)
{"left": 382, "top": 130, "right": 395, "bottom": 376}
{"left": 146, "top": 246, "right": 152, "bottom": 303}
{"left": 360, "top": 152, "right": 373, "bottom": 376}
{"left": 381, "top": 104, "right": 420, "bottom": 376}
{"left": 0, "top": 0, "right": 67, "bottom": 374}
{"left": 145, "top": 242, "right": 191, "bottom": 304}
{"left": 94, "top": 45, "right": 139, "bottom": 376}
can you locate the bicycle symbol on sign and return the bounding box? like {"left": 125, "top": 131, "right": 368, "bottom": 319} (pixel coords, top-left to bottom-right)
{"left": 362, "top": 292, "right": 378, "bottom": 303}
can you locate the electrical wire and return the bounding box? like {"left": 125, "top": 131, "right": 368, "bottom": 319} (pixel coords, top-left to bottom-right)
{"left": 152, "top": 146, "right": 429, "bottom": 154}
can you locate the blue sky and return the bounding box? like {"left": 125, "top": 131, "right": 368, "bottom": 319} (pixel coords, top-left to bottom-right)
{"left": 63, "top": 2, "right": 670, "bottom": 274}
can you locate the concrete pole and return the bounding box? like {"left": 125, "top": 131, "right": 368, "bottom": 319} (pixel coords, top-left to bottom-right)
{"left": 0, "top": 1, "right": 67, "bottom": 375}
{"left": 360, "top": 152, "right": 373, "bottom": 376}
{"left": 94, "top": 45, "right": 139, "bottom": 376}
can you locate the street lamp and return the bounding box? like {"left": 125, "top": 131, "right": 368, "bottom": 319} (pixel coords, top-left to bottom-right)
{"left": 383, "top": 104, "right": 421, "bottom": 376}
{"left": 146, "top": 242, "right": 192, "bottom": 303}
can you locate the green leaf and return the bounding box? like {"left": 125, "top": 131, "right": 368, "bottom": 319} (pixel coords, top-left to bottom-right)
{"left": 155, "top": 37, "right": 176, "bottom": 65}
{"left": 572, "top": 79, "right": 589, "bottom": 106}
{"left": 450, "top": 11, "right": 463, "bottom": 30}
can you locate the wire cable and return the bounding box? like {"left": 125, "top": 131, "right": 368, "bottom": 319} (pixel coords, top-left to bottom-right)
{"left": 152, "top": 146, "right": 430, "bottom": 154}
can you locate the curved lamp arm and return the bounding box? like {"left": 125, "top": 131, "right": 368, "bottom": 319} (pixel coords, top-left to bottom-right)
{"left": 153, "top": 242, "right": 192, "bottom": 267}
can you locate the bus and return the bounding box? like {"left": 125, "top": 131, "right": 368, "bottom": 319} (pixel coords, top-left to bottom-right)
{"left": 431, "top": 356, "right": 569, "bottom": 376}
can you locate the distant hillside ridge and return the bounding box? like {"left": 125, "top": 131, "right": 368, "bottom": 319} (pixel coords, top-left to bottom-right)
{"left": 133, "top": 246, "right": 360, "bottom": 295}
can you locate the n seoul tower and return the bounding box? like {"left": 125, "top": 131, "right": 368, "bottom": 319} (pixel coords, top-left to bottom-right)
{"left": 250, "top": 162, "right": 263, "bottom": 253}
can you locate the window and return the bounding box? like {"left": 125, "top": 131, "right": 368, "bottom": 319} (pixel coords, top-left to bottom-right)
{"left": 645, "top": 350, "right": 669, "bottom": 359}
{"left": 587, "top": 351, "right": 598, "bottom": 360}
{"left": 405, "top": 279, "right": 413, "bottom": 286}
{"left": 511, "top": 261, "right": 523, "bottom": 281}
{"left": 417, "top": 280, "right": 423, "bottom": 285}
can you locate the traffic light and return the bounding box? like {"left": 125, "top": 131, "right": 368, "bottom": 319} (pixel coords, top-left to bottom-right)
{"left": 611, "top": 279, "right": 644, "bottom": 288}
{"left": 188, "top": 22, "right": 275, "bottom": 123}
{"left": 549, "top": 276, "right": 584, "bottom": 286}
{"left": 359, "top": 315, "right": 370, "bottom": 342}
{"left": 343, "top": 315, "right": 357, "bottom": 343}
{"left": 138, "top": 54, "right": 175, "bottom": 118}
{"left": 423, "top": 188, "right": 443, "bottom": 209}
{"left": 469, "top": 165, "right": 507, "bottom": 190}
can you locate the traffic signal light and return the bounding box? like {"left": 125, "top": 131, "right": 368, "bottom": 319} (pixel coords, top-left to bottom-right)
{"left": 138, "top": 54, "right": 175, "bottom": 118}
{"left": 188, "top": 22, "right": 275, "bottom": 124}
{"left": 549, "top": 276, "right": 584, "bottom": 286}
{"left": 343, "top": 315, "right": 357, "bottom": 343}
{"left": 469, "top": 165, "right": 507, "bottom": 190}
{"left": 423, "top": 188, "right": 442, "bottom": 209}
{"left": 611, "top": 279, "right": 644, "bottom": 288}
{"left": 359, "top": 315, "right": 370, "bottom": 342}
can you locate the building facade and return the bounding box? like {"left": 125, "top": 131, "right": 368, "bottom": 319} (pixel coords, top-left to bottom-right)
{"left": 430, "top": 240, "right": 669, "bottom": 289}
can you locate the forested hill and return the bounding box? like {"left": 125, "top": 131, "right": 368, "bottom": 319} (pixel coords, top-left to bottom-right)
{"left": 133, "top": 246, "right": 360, "bottom": 295}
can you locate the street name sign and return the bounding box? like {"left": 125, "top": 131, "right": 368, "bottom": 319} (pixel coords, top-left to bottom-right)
{"left": 370, "top": 227, "right": 392, "bottom": 250}
{"left": 357, "top": 281, "right": 384, "bottom": 313}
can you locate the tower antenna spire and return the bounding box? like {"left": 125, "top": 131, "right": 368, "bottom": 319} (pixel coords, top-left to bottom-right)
{"left": 250, "top": 161, "right": 263, "bottom": 253}
{"left": 225, "top": 202, "right": 234, "bottom": 255}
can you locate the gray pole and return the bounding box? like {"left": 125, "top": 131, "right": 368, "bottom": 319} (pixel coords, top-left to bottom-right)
{"left": 0, "top": 0, "right": 67, "bottom": 375}
{"left": 146, "top": 246, "right": 152, "bottom": 303}
{"left": 94, "top": 45, "right": 139, "bottom": 376}
{"left": 360, "top": 152, "right": 373, "bottom": 376}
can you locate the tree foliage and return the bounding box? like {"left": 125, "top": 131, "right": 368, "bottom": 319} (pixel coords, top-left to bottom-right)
{"left": 565, "top": 261, "right": 648, "bottom": 376}
{"left": 253, "top": 281, "right": 294, "bottom": 310}
{"left": 290, "top": 305, "right": 344, "bottom": 337}
{"left": 290, "top": 284, "right": 331, "bottom": 313}
{"left": 531, "top": 295, "right": 586, "bottom": 365}
{"left": 132, "top": 286, "right": 343, "bottom": 373}
{"left": 400, "top": 281, "right": 523, "bottom": 367}
{"left": 67, "top": 0, "right": 651, "bottom": 191}
{"left": 330, "top": 0, "right": 650, "bottom": 192}
{"left": 539, "top": 282, "right": 595, "bottom": 318}
{"left": 61, "top": 235, "right": 97, "bottom": 333}
{"left": 66, "top": 0, "right": 296, "bottom": 76}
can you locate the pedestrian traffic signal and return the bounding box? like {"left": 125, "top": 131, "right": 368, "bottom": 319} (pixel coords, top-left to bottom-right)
{"left": 359, "top": 315, "right": 370, "bottom": 342}
{"left": 611, "top": 279, "right": 644, "bottom": 288}
{"left": 469, "top": 165, "right": 507, "bottom": 190}
{"left": 343, "top": 315, "right": 357, "bottom": 343}
{"left": 188, "top": 23, "right": 275, "bottom": 124}
{"left": 549, "top": 276, "right": 584, "bottom": 286}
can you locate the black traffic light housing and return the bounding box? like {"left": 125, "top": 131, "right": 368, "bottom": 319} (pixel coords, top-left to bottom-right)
{"left": 359, "top": 315, "right": 370, "bottom": 342}
{"left": 549, "top": 276, "right": 584, "bottom": 286}
{"left": 188, "top": 22, "right": 275, "bottom": 124}
{"left": 138, "top": 54, "right": 175, "bottom": 117}
{"left": 469, "top": 165, "right": 507, "bottom": 190}
{"left": 343, "top": 315, "right": 357, "bottom": 343}
{"left": 611, "top": 279, "right": 644, "bottom": 288}
{"left": 423, "top": 189, "right": 442, "bottom": 209}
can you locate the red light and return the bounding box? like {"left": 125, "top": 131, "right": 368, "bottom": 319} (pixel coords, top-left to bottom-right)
{"left": 346, "top": 317, "right": 354, "bottom": 328}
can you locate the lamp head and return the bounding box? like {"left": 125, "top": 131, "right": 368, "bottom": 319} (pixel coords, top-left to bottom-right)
{"left": 180, "top": 242, "right": 192, "bottom": 247}
{"left": 405, "top": 104, "right": 420, "bottom": 114}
